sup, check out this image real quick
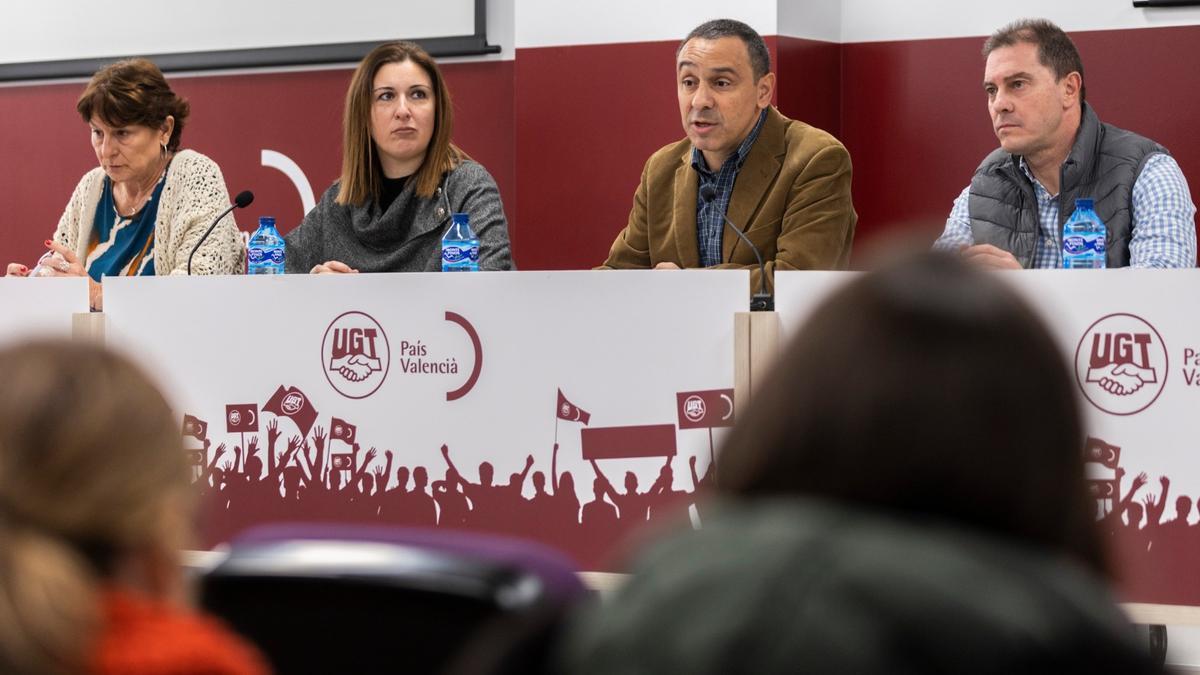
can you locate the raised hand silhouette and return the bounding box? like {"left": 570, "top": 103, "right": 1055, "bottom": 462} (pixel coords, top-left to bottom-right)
{"left": 1132, "top": 472, "right": 1149, "bottom": 492}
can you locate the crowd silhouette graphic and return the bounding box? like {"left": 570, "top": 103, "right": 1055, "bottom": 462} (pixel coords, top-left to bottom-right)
{"left": 189, "top": 387, "right": 1190, "bottom": 594}
{"left": 1087, "top": 436, "right": 1200, "bottom": 604}
{"left": 187, "top": 387, "right": 715, "bottom": 569}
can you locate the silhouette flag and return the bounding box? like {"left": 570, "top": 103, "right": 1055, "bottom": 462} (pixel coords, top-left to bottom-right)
{"left": 582, "top": 424, "right": 676, "bottom": 460}
{"left": 1087, "top": 478, "right": 1120, "bottom": 500}
{"left": 331, "top": 453, "right": 354, "bottom": 472}
{"left": 331, "top": 417, "right": 357, "bottom": 444}
{"left": 263, "top": 385, "right": 319, "bottom": 437}
{"left": 226, "top": 404, "right": 258, "bottom": 433}
{"left": 1084, "top": 437, "right": 1121, "bottom": 470}
{"left": 557, "top": 389, "right": 591, "bottom": 424}
{"left": 675, "top": 389, "right": 735, "bottom": 430}
{"left": 181, "top": 414, "right": 208, "bottom": 441}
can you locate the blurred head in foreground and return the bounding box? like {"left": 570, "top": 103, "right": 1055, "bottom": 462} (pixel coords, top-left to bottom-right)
{"left": 561, "top": 254, "right": 1156, "bottom": 675}
{"left": 0, "top": 341, "right": 265, "bottom": 675}
{"left": 719, "top": 251, "right": 1102, "bottom": 570}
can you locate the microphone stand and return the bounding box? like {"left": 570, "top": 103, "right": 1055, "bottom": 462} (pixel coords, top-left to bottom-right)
{"left": 699, "top": 186, "right": 774, "bottom": 311}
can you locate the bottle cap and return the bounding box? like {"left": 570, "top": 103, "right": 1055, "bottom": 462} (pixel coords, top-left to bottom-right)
{"left": 259, "top": 216, "right": 276, "bottom": 227}
{"left": 451, "top": 213, "right": 469, "bottom": 225}
{"left": 1075, "top": 198, "right": 1094, "bottom": 210}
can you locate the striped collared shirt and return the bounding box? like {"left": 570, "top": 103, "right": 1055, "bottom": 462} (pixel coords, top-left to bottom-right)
{"left": 692, "top": 108, "right": 768, "bottom": 268}
{"left": 935, "top": 153, "right": 1197, "bottom": 268}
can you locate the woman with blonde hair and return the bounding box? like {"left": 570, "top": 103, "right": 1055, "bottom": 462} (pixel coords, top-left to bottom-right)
{"left": 0, "top": 341, "right": 267, "bottom": 674}
{"left": 285, "top": 41, "right": 513, "bottom": 274}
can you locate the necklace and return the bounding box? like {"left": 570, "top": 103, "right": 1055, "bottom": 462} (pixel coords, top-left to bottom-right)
{"left": 115, "top": 153, "right": 171, "bottom": 217}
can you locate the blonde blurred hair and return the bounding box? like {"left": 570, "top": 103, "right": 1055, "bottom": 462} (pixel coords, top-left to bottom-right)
{"left": 0, "top": 341, "right": 191, "bottom": 674}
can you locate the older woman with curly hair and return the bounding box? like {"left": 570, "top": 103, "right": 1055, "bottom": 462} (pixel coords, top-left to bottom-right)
{"left": 6, "top": 58, "right": 243, "bottom": 309}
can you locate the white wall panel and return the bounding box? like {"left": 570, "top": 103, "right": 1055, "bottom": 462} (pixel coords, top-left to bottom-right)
{"left": 841, "top": 0, "right": 1200, "bottom": 43}
{"left": 514, "top": 0, "right": 776, "bottom": 48}
{"left": 443, "top": 0, "right": 515, "bottom": 62}
{"left": 778, "top": 0, "right": 841, "bottom": 42}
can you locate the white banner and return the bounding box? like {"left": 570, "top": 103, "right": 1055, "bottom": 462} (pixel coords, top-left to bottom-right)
{"left": 0, "top": 277, "right": 88, "bottom": 343}
{"left": 777, "top": 269, "right": 1200, "bottom": 606}
{"left": 104, "top": 270, "right": 745, "bottom": 569}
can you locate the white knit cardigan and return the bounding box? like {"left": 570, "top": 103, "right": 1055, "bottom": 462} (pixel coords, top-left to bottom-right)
{"left": 52, "top": 149, "right": 244, "bottom": 276}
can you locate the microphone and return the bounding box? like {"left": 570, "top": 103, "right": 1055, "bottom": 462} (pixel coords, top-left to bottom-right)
{"left": 699, "top": 184, "right": 773, "bottom": 311}
{"left": 188, "top": 190, "right": 254, "bottom": 275}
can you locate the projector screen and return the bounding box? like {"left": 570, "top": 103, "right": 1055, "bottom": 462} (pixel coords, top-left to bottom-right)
{"left": 0, "top": 0, "right": 494, "bottom": 81}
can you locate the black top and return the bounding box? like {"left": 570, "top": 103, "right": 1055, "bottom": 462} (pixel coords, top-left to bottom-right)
{"left": 378, "top": 175, "right": 409, "bottom": 214}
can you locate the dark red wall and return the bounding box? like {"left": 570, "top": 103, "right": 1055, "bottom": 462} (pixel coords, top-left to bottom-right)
{"left": 777, "top": 36, "right": 841, "bottom": 140}
{"left": 840, "top": 35, "right": 992, "bottom": 248}
{"left": 512, "top": 36, "right": 851, "bottom": 270}
{"left": 512, "top": 40, "right": 682, "bottom": 269}
{"left": 0, "top": 61, "right": 514, "bottom": 269}
{"left": 3, "top": 25, "right": 1197, "bottom": 271}
{"left": 1, "top": 80, "right": 98, "bottom": 267}
{"left": 841, "top": 25, "right": 1200, "bottom": 260}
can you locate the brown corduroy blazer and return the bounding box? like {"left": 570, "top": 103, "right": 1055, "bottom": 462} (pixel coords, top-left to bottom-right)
{"left": 601, "top": 106, "right": 856, "bottom": 292}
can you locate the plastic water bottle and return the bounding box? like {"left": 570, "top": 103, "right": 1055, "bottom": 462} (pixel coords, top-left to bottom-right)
{"left": 441, "top": 213, "right": 479, "bottom": 272}
{"left": 1061, "top": 198, "right": 1106, "bottom": 269}
{"left": 248, "top": 216, "right": 285, "bottom": 275}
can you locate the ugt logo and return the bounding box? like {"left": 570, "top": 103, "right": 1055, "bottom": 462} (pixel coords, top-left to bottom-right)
{"left": 321, "top": 311, "right": 391, "bottom": 399}
{"left": 683, "top": 396, "right": 706, "bottom": 423}
{"left": 282, "top": 391, "right": 305, "bottom": 414}
{"left": 1074, "top": 313, "right": 1168, "bottom": 416}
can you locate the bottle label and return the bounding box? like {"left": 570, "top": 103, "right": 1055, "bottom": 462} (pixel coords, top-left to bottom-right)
{"left": 1063, "top": 207, "right": 1106, "bottom": 269}
{"left": 443, "top": 245, "right": 463, "bottom": 263}
{"left": 1064, "top": 234, "right": 1105, "bottom": 254}
{"left": 1064, "top": 235, "right": 1090, "bottom": 255}
{"left": 269, "top": 248, "right": 285, "bottom": 265}
{"left": 248, "top": 247, "right": 265, "bottom": 264}
{"left": 443, "top": 244, "right": 473, "bottom": 264}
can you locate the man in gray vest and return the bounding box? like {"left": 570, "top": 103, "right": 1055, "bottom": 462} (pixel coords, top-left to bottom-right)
{"left": 935, "top": 18, "right": 1196, "bottom": 268}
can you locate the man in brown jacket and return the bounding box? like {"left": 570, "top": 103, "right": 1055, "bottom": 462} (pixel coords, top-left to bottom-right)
{"left": 600, "top": 19, "right": 856, "bottom": 293}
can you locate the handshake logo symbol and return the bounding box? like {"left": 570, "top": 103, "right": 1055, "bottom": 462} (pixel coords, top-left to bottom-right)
{"left": 1087, "top": 361, "right": 1155, "bottom": 396}
{"left": 322, "top": 311, "right": 391, "bottom": 400}
{"left": 1075, "top": 314, "right": 1168, "bottom": 416}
